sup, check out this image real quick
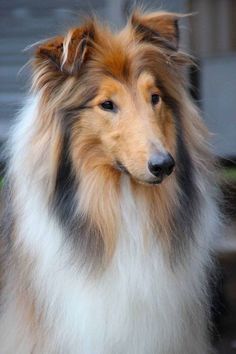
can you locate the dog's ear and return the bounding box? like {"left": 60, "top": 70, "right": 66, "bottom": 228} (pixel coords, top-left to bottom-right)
{"left": 131, "top": 10, "right": 182, "bottom": 51}
{"left": 35, "top": 22, "right": 95, "bottom": 75}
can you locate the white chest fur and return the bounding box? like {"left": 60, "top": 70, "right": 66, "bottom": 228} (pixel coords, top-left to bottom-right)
{"left": 0, "top": 176, "right": 212, "bottom": 354}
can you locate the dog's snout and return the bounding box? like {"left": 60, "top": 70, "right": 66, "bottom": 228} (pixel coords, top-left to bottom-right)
{"left": 148, "top": 153, "right": 175, "bottom": 178}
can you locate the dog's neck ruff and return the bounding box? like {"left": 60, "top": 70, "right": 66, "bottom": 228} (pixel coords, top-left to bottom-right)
{"left": 0, "top": 9, "right": 221, "bottom": 352}
{"left": 0, "top": 94, "right": 218, "bottom": 354}
{"left": 8, "top": 94, "right": 213, "bottom": 267}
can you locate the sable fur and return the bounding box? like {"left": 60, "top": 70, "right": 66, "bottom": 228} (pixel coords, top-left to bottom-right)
{"left": 0, "top": 10, "right": 219, "bottom": 354}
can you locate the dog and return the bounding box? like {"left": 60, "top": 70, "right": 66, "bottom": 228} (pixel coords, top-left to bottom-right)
{"left": 0, "top": 9, "right": 220, "bottom": 354}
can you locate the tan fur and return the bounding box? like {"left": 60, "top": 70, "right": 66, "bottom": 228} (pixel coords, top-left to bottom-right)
{"left": 0, "top": 10, "right": 217, "bottom": 354}
{"left": 26, "top": 10, "right": 212, "bottom": 264}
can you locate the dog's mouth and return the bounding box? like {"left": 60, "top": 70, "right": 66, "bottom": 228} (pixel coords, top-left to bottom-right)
{"left": 114, "top": 161, "right": 167, "bottom": 185}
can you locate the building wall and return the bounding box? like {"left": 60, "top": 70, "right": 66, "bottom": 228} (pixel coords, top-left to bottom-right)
{"left": 189, "top": 0, "right": 236, "bottom": 157}
{"left": 0, "top": 0, "right": 235, "bottom": 157}
{"left": 201, "top": 55, "right": 236, "bottom": 157}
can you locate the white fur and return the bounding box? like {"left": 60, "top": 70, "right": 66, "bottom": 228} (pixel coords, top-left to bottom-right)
{"left": 0, "top": 96, "right": 217, "bottom": 354}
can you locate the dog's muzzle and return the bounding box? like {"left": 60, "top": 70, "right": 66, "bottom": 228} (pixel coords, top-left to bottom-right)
{"left": 148, "top": 152, "right": 175, "bottom": 181}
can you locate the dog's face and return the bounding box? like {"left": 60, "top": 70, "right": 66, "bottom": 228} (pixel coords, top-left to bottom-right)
{"left": 72, "top": 71, "right": 176, "bottom": 185}
{"left": 34, "top": 10, "right": 189, "bottom": 186}
{"left": 31, "top": 10, "right": 202, "bottom": 262}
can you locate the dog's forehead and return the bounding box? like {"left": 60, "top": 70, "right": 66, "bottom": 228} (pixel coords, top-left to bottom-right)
{"left": 91, "top": 35, "right": 160, "bottom": 86}
{"left": 95, "top": 71, "right": 156, "bottom": 98}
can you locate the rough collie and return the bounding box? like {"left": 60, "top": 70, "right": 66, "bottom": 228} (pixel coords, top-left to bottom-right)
{"left": 0, "top": 10, "right": 219, "bottom": 354}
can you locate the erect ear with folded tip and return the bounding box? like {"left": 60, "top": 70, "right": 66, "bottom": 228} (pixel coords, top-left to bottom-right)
{"left": 131, "top": 10, "right": 182, "bottom": 51}
{"left": 35, "top": 22, "right": 95, "bottom": 75}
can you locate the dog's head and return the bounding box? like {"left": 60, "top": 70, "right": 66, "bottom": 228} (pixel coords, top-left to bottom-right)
{"left": 34, "top": 10, "right": 191, "bottom": 186}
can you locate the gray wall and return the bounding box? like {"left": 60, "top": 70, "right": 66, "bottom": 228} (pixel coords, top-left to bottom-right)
{"left": 1, "top": 0, "right": 235, "bottom": 157}
{"left": 189, "top": 0, "right": 236, "bottom": 158}
{"left": 201, "top": 55, "right": 236, "bottom": 157}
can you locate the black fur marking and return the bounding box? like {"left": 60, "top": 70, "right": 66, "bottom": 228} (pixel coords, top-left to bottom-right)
{"left": 175, "top": 127, "right": 200, "bottom": 232}
{"left": 159, "top": 87, "right": 200, "bottom": 256}
{"left": 54, "top": 113, "right": 77, "bottom": 228}
{"left": 161, "top": 97, "right": 197, "bottom": 219}
{"left": 52, "top": 103, "right": 104, "bottom": 267}
{"left": 175, "top": 123, "right": 200, "bottom": 254}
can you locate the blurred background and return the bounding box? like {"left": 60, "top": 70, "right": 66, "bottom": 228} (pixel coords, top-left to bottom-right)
{"left": 0, "top": 0, "right": 235, "bottom": 352}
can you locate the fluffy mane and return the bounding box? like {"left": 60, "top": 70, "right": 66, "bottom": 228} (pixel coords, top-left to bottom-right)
{"left": 0, "top": 10, "right": 220, "bottom": 354}
{"left": 5, "top": 11, "right": 216, "bottom": 269}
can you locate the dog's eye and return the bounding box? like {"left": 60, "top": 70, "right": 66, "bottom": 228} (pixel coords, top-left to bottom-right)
{"left": 151, "top": 94, "right": 160, "bottom": 106}
{"left": 100, "top": 100, "right": 116, "bottom": 111}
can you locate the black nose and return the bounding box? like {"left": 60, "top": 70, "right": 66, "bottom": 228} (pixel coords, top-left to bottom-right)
{"left": 148, "top": 153, "right": 175, "bottom": 178}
